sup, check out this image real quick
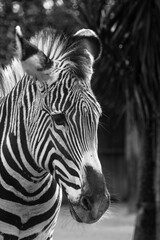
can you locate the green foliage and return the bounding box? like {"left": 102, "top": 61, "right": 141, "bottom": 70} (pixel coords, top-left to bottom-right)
{"left": 102, "top": 0, "right": 160, "bottom": 120}
{"left": 0, "top": 0, "right": 84, "bottom": 65}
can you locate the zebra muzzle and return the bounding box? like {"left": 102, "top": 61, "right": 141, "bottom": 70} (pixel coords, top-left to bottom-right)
{"left": 69, "top": 191, "right": 110, "bottom": 224}
{"left": 69, "top": 166, "right": 110, "bottom": 224}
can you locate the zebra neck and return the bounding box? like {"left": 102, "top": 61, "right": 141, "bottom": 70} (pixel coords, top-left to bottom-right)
{"left": 0, "top": 76, "right": 48, "bottom": 179}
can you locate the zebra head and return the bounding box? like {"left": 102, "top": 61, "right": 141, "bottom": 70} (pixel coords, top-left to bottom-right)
{"left": 15, "top": 26, "right": 110, "bottom": 224}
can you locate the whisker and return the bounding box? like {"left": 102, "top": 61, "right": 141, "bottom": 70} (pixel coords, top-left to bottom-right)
{"left": 102, "top": 112, "right": 109, "bottom": 119}
{"left": 98, "top": 121, "right": 110, "bottom": 134}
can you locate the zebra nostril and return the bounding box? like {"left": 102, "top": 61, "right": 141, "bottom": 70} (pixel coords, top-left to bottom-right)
{"left": 80, "top": 196, "right": 92, "bottom": 211}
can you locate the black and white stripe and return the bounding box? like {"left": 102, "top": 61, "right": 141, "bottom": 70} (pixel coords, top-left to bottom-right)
{"left": 0, "top": 27, "right": 104, "bottom": 239}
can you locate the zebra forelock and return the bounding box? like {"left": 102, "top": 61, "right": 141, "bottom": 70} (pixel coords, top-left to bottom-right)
{"left": 30, "top": 28, "right": 94, "bottom": 80}
{"left": 0, "top": 28, "right": 96, "bottom": 99}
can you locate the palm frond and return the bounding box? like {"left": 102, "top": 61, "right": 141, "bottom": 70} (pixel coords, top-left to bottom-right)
{"left": 100, "top": 0, "right": 160, "bottom": 121}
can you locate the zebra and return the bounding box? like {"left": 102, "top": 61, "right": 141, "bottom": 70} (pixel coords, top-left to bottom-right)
{"left": 0, "top": 26, "right": 110, "bottom": 239}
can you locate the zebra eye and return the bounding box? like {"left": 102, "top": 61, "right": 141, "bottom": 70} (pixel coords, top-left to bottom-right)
{"left": 52, "top": 113, "right": 66, "bottom": 126}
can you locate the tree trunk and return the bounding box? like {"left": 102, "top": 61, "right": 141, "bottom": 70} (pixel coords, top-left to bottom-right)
{"left": 125, "top": 101, "right": 141, "bottom": 212}
{"left": 133, "top": 115, "right": 156, "bottom": 240}
{"left": 155, "top": 117, "right": 160, "bottom": 240}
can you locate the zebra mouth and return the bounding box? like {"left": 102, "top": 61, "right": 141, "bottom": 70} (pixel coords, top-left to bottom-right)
{"left": 69, "top": 203, "right": 82, "bottom": 223}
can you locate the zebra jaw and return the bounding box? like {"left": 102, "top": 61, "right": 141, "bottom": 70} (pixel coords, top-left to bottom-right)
{"left": 69, "top": 202, "right": 83, "bottom": 223}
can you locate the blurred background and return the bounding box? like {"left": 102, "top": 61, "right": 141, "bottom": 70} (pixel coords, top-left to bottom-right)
{"left": 0, "top": 0, "right": 160, "bottom": 240}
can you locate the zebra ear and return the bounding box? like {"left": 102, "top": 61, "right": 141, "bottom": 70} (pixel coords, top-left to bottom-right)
{"left": 74, "top": 29, "right": 102, "bottom": 62}
{"left": 15, "top": 26, "right": 53, "bottom": 81}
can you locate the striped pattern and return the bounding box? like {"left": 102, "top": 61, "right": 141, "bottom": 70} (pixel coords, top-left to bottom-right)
{"left": 0, "top": 28, "right": 102, "bottom": 239}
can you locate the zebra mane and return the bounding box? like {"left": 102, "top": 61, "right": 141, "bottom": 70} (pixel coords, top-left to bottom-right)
{"left": 0, "top": 28, "right": 93, "bottom": 98}
{"left": 0, "top": 59, "right": 24, "bottom": 98}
